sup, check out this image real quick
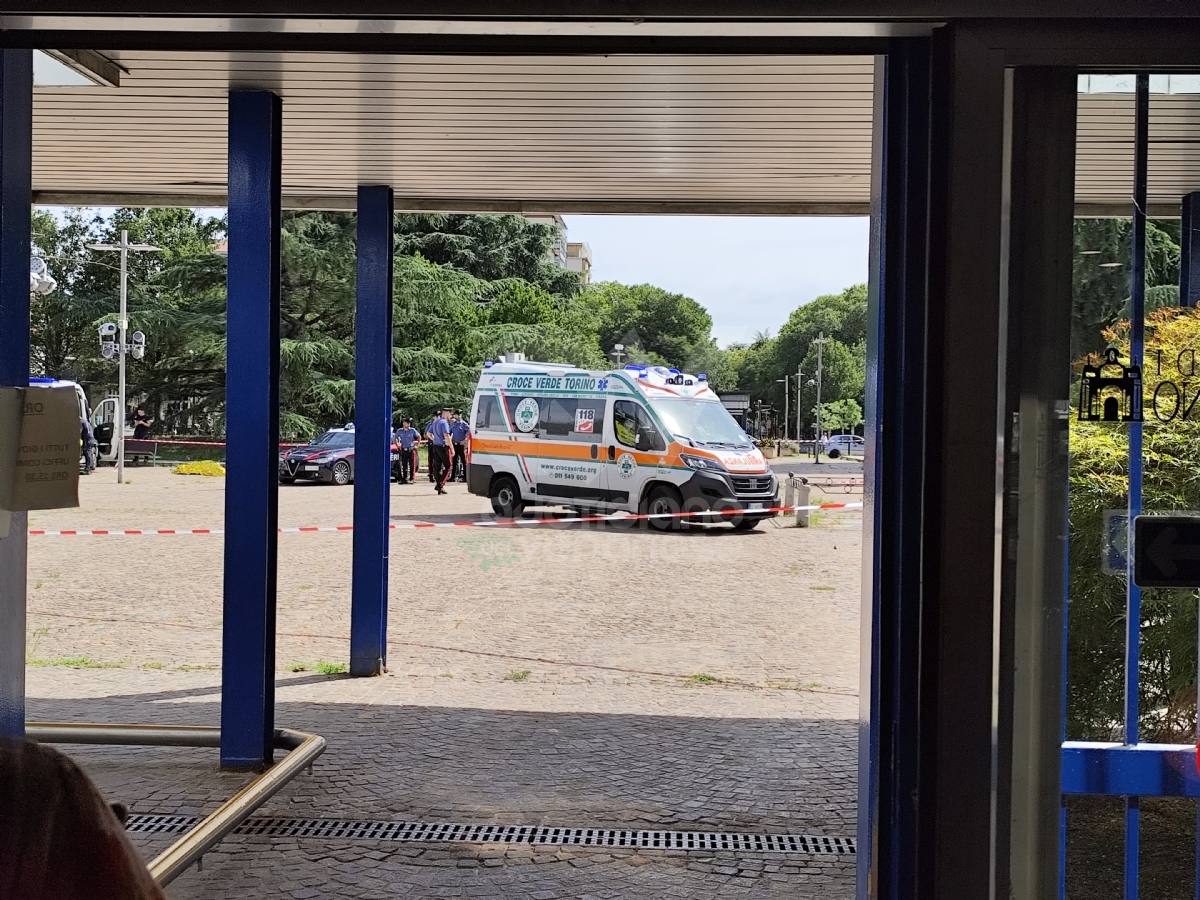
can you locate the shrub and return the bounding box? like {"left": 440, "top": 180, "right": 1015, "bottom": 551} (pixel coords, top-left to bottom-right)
{"left": 1068, "top": 307, "right": 1200, "bottom": 741}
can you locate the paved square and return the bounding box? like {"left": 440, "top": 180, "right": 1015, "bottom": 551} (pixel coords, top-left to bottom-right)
{"left": 25, "top": 466, "right": 862, "bottom": 898}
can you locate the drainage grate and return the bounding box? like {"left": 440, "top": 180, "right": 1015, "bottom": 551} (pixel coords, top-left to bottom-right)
{"left": 126, "top": 815, "right": 855, "bottom": 855}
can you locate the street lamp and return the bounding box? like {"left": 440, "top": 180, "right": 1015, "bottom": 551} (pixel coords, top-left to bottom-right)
{"left": 776, "top": 376, "right": 789, "bottom": 442}
{"left": 89, "top": 230, "right": 159, "bottom": 484}
{"left": 611, "top": 343, "right": 625, "bottom": 366}
{"left": 811, "top": 332, "right": 829, "bottom": 464}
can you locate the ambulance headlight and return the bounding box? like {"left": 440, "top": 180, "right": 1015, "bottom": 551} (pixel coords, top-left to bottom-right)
{"left": 680, "top": 454, "right": 726, "bottom": 472}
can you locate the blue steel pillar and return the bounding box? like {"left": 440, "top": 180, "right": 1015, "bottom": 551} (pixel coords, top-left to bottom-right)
{"left": 350, "top": 185, "right": 394, "bottom": 677}
{"left": 0, "top": 49, "right": 31, "bottom": 740}
{"left": 221, "top": 90, "right": 282, "bottom": 768}
{"left": 1182, "top": 192, "right": 1200, "bottom": 308}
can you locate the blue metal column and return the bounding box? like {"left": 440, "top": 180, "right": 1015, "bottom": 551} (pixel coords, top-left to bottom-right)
{"left": 0, "top": 49, "right": 32, "bottom": 740}
{"left": 221, "top": 90, "right": 282, "bottom": 768}
{"left": 1182, "top": 192, "right": 1200, "bottom": 308}
{"left": 1124, "top": 71, "right": 1150, "bottom": 900}
{"left": 350, "top": 185, "right": 394, "bottom": 677}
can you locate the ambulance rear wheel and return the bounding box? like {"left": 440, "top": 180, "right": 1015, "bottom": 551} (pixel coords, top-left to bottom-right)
{"left": 490, "top": 476, "right": 524, "bottom": 518}
{"left": 645, "top": 485, "right": 683, "bottom": 531}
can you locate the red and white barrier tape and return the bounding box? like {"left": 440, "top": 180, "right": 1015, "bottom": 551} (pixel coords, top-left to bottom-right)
{"left": 27, "top": 502, "right": 861, "bottom": 536}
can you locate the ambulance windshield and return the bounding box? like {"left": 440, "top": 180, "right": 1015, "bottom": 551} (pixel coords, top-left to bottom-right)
{"left": 648, "top": 398, "right": 752, "bottom": 448}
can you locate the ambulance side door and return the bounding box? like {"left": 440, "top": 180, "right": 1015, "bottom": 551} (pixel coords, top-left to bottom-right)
{"left": 535, "top": 395, "right": 608, "bottom": 506}
{"left": 608, "top": 398, "right": 666, "bottom": 511}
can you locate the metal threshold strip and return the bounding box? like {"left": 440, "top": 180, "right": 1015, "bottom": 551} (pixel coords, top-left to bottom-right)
{"left": 25, "top": 722, "right": 326, "bottom": 887}
{"left": 127, "top": 813, "right": 856, "bottom": 856}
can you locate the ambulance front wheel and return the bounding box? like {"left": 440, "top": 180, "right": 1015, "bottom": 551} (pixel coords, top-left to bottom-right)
{"left": 645, "top": 485, "right": 683, "bottom": 531}
{"left": 490, "top": 475, "right": 525, "bottom": 518}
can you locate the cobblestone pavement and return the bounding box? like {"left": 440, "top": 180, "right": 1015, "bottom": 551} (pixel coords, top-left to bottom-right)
{"left": 25, "top": 467, "right": 862, "bottom": 898}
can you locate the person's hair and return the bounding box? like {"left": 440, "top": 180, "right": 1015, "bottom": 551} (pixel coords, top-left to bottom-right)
{"left": 401, "top": 418, "right": 411, "bottom": 425}
{"left": 0, "top": 738, "right": 166, "bottom": 900}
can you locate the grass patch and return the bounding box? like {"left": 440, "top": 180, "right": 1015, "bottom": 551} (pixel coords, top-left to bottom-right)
{"left": 504, "top": 669, "right": 531, "bottom": 682}
{"left": 29, "top": 657, "right": 123, "bottom": 669}
{"left": 175, "top": 664, "right": 216, "bottom": 671}
{"left": 299, "top": 584, "right": 312, "bottom": 591}
{"left": 289, "top": 660, "right": 348, "bottom": 675}
{"left": 811, "top": 585, "right": 836, "bottom": 591}
{"left": 686, "top": 673, "right": 721, "bottom": 686}
{"left": 141, "top": 661, "right": 167, "bottom": 670}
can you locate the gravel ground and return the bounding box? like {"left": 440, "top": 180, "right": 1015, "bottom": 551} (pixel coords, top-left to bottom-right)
{"left": 24, "top": 465, "right": 863, "bottom": 899}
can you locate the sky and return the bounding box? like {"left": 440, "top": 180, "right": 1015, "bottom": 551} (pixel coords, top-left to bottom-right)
{"left": 562, "top": 216, "right": 870, "bottom": 348}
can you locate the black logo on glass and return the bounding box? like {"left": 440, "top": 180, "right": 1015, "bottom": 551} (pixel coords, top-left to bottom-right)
{"left": 1079, "top": 347, "right": 1143, "bottom": 422}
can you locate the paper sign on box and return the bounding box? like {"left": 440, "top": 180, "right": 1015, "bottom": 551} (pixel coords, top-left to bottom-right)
{"left": 0, "top": 384, "right": 80, "bottom": 512}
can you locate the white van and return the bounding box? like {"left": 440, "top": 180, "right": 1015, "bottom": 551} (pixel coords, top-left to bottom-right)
{"left": 467, "top": 360, "right": 779, "bottom": 530}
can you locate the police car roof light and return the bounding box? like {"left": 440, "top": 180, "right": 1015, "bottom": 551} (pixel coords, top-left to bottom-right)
{"left": 29, "top": 376, "right": 55, "bottom": 384}
{"left": 697, "top": 373, "right": 708, "bottom": 381}
{"left": 623, "top": 364, "right": 642, "bottom": 372}
{"left": 669, "top": 368, "right": 680, "bottom": 374}
{"left": 483, "top": 360, "right": 493, "bottom": 368}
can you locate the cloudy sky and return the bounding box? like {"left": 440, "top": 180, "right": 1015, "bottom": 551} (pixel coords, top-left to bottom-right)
{"left": 562, "top": 215, "right": 870, "bottom": 348}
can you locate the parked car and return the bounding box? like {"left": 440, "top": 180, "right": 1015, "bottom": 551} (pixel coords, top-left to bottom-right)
{"left": 279, "top": 425, "right": 359, "bottom": 485}
{"left": 823, "top": 434, "right": 864, "bottom": 458}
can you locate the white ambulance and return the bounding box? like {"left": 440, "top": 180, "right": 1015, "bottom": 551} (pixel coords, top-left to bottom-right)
{"left": 467, "top": 357, "right": 779, "bottom": 530}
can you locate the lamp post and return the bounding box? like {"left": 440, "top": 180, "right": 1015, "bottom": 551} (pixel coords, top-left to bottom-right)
{"left": 795, "top": 365, "right": 804, "bottom": 447}
{"left": 776, "top": 376, "right": 790, "bottom": 441}
{"left": 89, "top": 230, "right": 159, "bottom": 484}
{"left": 611, "top": 343, "right": 625, "bottom": 366}
{"left": 812, "top": 332, "right": 829, "bottom": 464}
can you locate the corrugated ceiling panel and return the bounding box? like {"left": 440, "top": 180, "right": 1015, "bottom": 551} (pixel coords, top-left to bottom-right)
{"left": 31, "top": 51, "right": 876, "bottom": 210}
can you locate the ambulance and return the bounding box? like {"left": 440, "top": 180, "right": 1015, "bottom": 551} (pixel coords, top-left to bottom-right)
{"left": 467, "top": 356, "right": 779, "bottom": 530}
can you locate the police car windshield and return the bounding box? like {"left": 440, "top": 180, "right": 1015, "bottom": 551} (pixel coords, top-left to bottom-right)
{"left": 313, "top": 431, "right": 354, "bottom": 448}
{"left": 648, "top": 398, "right": 751, "bottom": 447}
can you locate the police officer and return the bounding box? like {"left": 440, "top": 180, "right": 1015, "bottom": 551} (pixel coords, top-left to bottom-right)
{"left": 449, "top": 412, "right": 471, "bottom": 482}
{"left": 394, "top": 418, "right": 421, "bottom": 484}
{"left": 425, "top": 408, "right": 454, "bottom": 495}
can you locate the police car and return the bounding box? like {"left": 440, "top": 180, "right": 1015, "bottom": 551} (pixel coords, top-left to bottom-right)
{"left": 279, "top": 425, "right": 360, "bottom": 485}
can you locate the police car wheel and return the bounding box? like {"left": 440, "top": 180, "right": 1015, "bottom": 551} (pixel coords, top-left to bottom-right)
{"left": 279, "top": 476, "right": 296, "bottom": 484}
{"left": 490, "top": 476, "right": 523, "bottom": 518}
{"left": 732, "top": 516, "right": 761, "bottom": 531}
{"left": 645, "top": 485, "right": 682, "bottom": 531}
{"left": 332, "top": 461, "right": 352, "bottom": 486}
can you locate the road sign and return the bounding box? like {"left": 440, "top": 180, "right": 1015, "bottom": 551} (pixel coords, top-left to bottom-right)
{"left": 1133, "top": 515, "right": 1200, "bottom": 588}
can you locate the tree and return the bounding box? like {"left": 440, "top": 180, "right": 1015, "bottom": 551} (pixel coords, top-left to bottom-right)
{"left": 394, "top": 213, "right": 581, "bottom": 297}
{"left": 1072, "top": 218, "right": 1180, "bottom": 359}
{"left": 818, "top": 399, "right": 864, "bottom": 435}
{"left": 736, "top": 284, "right": 868, "bottom": 439}
{"left": 580, "top": 282, "right": 714, "bottom": 369}
{"left": 32, "top": 207, "right": 227, "bottom": 432}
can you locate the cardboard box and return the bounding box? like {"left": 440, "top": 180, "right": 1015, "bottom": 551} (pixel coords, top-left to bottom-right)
{"left": 0, "top": 384, "right": 80, "bottom": 512}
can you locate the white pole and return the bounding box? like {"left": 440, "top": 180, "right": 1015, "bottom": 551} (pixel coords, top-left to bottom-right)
{"left": 783, "top": 375, "right": 789, "bottom": 443}
{"left": 813, "top": 332, "right": 828, "bottom": 464}
{"left": 117, "top": 229, "right": 128, "bottom": 484}
{"left": 796, "top": 365, "right": 803, "bottom": 444}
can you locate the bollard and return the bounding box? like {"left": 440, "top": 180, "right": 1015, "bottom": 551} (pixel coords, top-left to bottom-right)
{"left": 784, "top": 475, "right": 794, "bottom": 512}
{"left": 794, "top": 477, "right": 811, "bottom": 528}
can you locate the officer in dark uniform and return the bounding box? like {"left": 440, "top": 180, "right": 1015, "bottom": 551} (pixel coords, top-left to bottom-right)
{"left": 393, "top": 418, "right": 421, "bottom": 484}
{"left": 449, "top": 412, "right": 471, "bottom": 482}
